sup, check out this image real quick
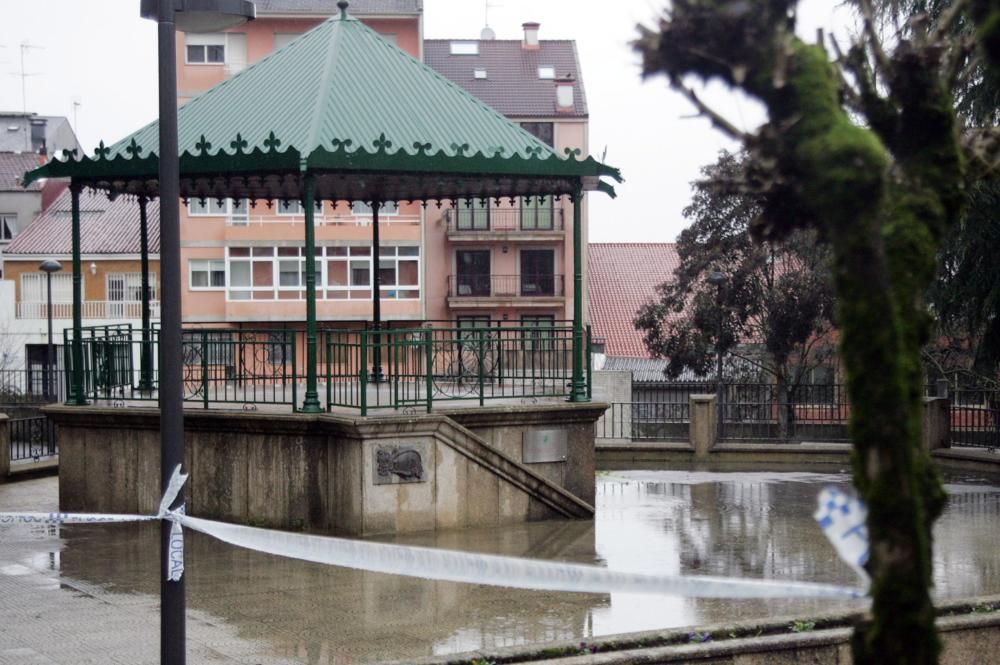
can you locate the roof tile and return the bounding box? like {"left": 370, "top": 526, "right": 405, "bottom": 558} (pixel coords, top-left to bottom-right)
{"left": 0, "top": 152, "right": 43, "bottom": 192}
{"left": 588, "top": 243, "right": 680, "bottom": 359}
{"left": 424, "top": 40, "right": 588, "bottom": 118}
{"left": 6, "top": 189, "right": 160, "bottom": 256}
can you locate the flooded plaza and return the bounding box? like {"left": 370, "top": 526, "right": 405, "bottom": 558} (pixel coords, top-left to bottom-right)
{"left": 2, "top": 468, "right": 1000, "bottom": 664}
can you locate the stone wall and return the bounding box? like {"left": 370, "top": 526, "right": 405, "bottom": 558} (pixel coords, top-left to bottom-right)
{"left": 46, "top": 402, "right": 605, "bottom": 536}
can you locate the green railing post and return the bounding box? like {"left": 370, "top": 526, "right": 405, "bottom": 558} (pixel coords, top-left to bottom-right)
{"left": 424, "top": 329, "right": 433, "bottom": 414}
{"left": 568, "top": 186, "right": 588, "bottom": 402}
{"left": 138, "top": 196, "right": 154, "bottom": 393}
{"left": 68, "top": 183, "right": 87, "bottom": 405}
{"left": 300, "top": 167, "right": 322, "bottom": 413}
{"left": 586, "top": 324, "right": 593, "bottom": 400}
{"left": 392, "top": 331, "right": 400, "bottom": 410}
{"left": 478, "top": 329, "right": 486, "bottom": 407}
{"left": 293, "top": 329, "right": 299, "bottom": 413}
{"left": 201, "top": 330, "right": 209, "bottom": 410}
{"left": 360, "top": 331, "right": 369, "bottom": 417}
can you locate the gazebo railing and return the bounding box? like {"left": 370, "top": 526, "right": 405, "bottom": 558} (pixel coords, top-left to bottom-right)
{"left": 326, "top": 325, "right": 589, "bottom": 415}
{"left": 64, "top": 325, "right": 297, "bottom": 409}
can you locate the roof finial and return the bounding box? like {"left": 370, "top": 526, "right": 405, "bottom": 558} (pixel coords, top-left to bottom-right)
{"left": 337, "top": 1, "right": 349, "bottom": 19}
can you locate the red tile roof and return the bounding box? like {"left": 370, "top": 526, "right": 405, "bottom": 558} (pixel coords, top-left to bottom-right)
{"left": 5, "top": 189, "right": 160, "bottom": 256}
{"left": 0, "top": 152, "right": 43, "bottom": 192}
{"left": 588, "top": 243, "right": 680, "bottom": 359}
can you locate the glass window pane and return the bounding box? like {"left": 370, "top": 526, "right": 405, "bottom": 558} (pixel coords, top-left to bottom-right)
{"left": 252, "top": 261, "right": 273, "bottom": 287}
{"left": 207, "top": 45, "right": 225, "bottom": 63}
{"left": 379, "top": 247, "right": 396, "bottom": 257}
{"left": 278, "top": 260, "right": 300, "bottom": 286}
{"left": 229, "top": 247, "right": 250, "bottom": 257}
{"left": 379, "top": 260, "right": 396, "bottom": 286}
{"left": 252, "top": 247, "right": 274, "bottom": 257}
{"left": 230, "top": 291, "right": 251, "bottom": 300}
{"left": 187, "top": 45, "right": 205, "bottom": 63}
{"left": 278, "top": 247, "right": 299, "bottom": 257}
{"left": 327, "top": 247, "right": 348, "bottom": 257}
{"left": 350, "top": 261, "right": 370, "bottom": 286}
{"left": 398, "top": 246, "right": 419, "bottom": 257}
{"left": 209, "top": 199, "right": 227, "bottom": 215}
{"left": 398, "top": 260, "right": 418, "bottom": 286}
{"left": 229, "top": 262, "right": 251, "bottom": 287}
{"left": 327, "top": 261, "right": 348, "bottom": 286}
{"left": 350, "top": 247, "right": 371, "bottom": 257}
{"left": 192, "top": 271, "right": 208, "bottom": 288}
{"left": 210, "top": 269, "right": 225, "bottom": 287}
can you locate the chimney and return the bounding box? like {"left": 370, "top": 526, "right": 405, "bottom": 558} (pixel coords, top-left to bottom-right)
{"left": 522, "top": 22, "right": 540, "bottom": 50}
{"left": 555, "top": 74, "right": 576, "bottom": 112}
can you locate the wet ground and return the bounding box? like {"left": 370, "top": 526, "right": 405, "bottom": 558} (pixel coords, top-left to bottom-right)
{"left": 2, "top": 469, "right": 999, "bottom": 664}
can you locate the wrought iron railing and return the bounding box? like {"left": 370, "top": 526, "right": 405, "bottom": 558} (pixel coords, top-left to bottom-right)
{"left": 447, "top": 207, "right": 565, "bottom": 233}
{"left": 0, "top": 369, "right": 66, "bottom": 405}
{"left": 448, "top": 274, "right": 564, "bottom": 298}
{"left": 63, "top": 325, "right": 297, "bottom": 409}
{"left": 326, "top": 325, "right": 587, "bottom": 415}
{"left": 597, "top": 402, "right": 690, "bottom": 441}
{"left": 9, "top": 416, "right": 58, "bottom": 462}
{"left": 719, "top": 383, "right": 851, "bottom": 441}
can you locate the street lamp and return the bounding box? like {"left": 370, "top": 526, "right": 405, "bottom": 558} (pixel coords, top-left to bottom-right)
{"left": 139, "top": 2, "right": 254, "bottom": 664}
{"left": 38, "top": 259, "right": 62, "bottom": 403}
{"left": 706, "top": 267, "right": 726, "bottom": 440}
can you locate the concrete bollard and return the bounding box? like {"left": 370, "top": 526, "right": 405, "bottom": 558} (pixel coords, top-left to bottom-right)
{"left": 923, "top": 397, "right": 950, "bottom": 453}
{"left": 0, "top": 413, "right": 9, "bottom": 479}
{"left": 689, "top": 395, "right": 717, "bottom": 458}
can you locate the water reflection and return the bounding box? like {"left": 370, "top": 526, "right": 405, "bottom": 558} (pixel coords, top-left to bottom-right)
{"left": 4, "top": 471, "right": 1000, "bottom": 664}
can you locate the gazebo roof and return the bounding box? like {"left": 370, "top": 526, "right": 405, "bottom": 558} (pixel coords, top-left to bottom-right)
{"left": 23, "top": 7, "right": 620, "bottom": 203}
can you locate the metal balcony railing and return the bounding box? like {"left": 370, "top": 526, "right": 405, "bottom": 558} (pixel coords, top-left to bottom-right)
{"left": 17, "top": 301, "right": 162, "bottom": 320}
{"left": 447, "top": 207, "right": 565, "bottom": 234}
{"left": 448, "top": 274, "right": 564, "bottom": 298}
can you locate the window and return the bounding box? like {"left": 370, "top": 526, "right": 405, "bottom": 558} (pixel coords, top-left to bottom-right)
{"left": 107, "top": 272, "right": 158, "bottom": 302}
{"left": 185, "top": 33, "right": 226, "bottom": 63}
{"left": 455, "top": 250, "right": 491, "bottom": 297}
{"left": 277, "top": 200, "right": 324, "bottom": 216}
{"left": 378, "top": 33, "right": 398, "bottom": 45}
{"left": 273, "top": 32, "right": 300, "bottom": 50}
{"left": 474, "top": 68, "right": 488, "bottom": 79}
{"left": 520, "top": 249, "right": 555, "bottom": 296}
{"left": 188, "top": 198, "right": 249, "bottom": 224}
{"left": 520, "top": 122, "right": 554, "bottom": 147}
{"left": 377, "top": 246, "right": 420, "bottom": 299}
{"left": 21, "top": 273, "right": 74, "bottom": 303}
{"left": 352, "top": 201, "right": 399, "bottom": 217}
{"left": 0, "top": 214, "right": 15, "bottom": 241}
{"left": 457, "top": 315, "right": 492, "bottom": 329}
{"left": 538, "top": 66, "right": 556, "bottom": 80}
{"left": 522, "top": 315, "right": 556, "bottom": 351}
{"left": 455, "top": 198, "right": 489, "bottom": 230}
{"left": 520, "top": 195, "right": 555, "bottom": 230}
{"left": 450, "top": 41, "right": 479, "bottom": 55}
{"left": 189, "top": 259, "right": 226, "bottom": 289}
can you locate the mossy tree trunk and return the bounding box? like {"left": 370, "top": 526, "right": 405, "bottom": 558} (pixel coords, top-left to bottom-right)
{"left": 637, "top": 3, "right": 967, "bottom": 663}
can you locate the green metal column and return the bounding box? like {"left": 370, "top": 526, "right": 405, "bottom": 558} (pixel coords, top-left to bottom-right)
{"left": 68, "top": 182, "right": 87, "bottom": 405}
{"left": 301, "top": 168, "right": 322, "bottom": 412}
{"left": 370, "top": 201, "right": 384, "bottom": 382}
{"left": 138, "top": 196, "right": 154, "bottom": 392}
{"left": 568, "top": 186, "right": 587, "bottom": 402}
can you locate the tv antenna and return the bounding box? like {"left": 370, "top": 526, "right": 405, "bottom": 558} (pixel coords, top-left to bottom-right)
{"left": 482, "top": 0, "right": 502, "bottom": 39}
{"left": 10, "top": 42, "right": 43, "bottom": 150}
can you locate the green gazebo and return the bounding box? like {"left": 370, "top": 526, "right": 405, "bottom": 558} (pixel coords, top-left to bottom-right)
{"left": 23, "top": 3, "right": 620, "bottom": 413}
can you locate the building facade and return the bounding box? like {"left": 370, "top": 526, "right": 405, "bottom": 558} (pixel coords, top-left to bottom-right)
{"left": 173, "top": 1, "right": 590, "bottom": 334}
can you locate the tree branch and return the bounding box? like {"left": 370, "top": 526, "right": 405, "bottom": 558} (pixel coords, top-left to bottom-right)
{"left": 858, "top": 0, "right": 894, "bottom": 77}
{"left": 669, "top": 78, "right": 752, "bottom": 141}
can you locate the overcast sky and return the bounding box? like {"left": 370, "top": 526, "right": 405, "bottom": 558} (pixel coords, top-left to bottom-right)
{"left": 0, "top": 0, "right": 855, "bottom": 242}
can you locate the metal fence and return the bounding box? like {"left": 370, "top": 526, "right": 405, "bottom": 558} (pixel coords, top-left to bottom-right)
{"left": 0, "top": 369, "right": 67, "bottom": 405}
{"left": 9, "top": 416, "right": 58, "bottom": 462}
{"left": 598, "top": 402, "right": 690, "bottom": 441}
{"left": 949, "top": 389, "right": 1000, "bottom": 449}
{"left": 719, "top": 383, "right": 851, "bottom": 441}
{"left": 64, "top": 325, "right": 298, "bottom": 409}
{"left": 326, "top": 324, "right": 589, "bottom": 414}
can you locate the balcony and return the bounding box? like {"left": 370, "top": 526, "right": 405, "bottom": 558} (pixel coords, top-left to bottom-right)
{"left": 16, "top": 301, "right": 161, "bottom": 321}
{"left": 446, "top": 208, "right": 565, "bottom": 241}
{"left": 447, "top": 274, "right": 564, "bottom": 307}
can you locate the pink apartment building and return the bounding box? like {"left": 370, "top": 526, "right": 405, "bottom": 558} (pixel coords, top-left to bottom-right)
{"left": 176, "top": 0, "right": 589, "bottom": 334}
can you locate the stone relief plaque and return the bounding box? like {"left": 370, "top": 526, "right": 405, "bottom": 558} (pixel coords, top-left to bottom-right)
{"left": 522, "top": 429, "right": 568, "bottom": 464}
{"left": 373, "top": 443, "right": 427, "bottom": 485}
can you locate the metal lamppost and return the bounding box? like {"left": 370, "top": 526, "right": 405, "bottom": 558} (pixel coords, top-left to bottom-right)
{"left": 39, "top": 260, "right": 62, "bottom": 402}
{"left": 138, "top": 2, "right": 254, "bottom": 664}
{"left": 707, "top": 268, "right": 726, "bottom": 439}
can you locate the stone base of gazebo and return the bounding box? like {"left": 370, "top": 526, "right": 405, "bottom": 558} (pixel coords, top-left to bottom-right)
{"left": 45, "top": 402, "right": 602, "bottom": 536}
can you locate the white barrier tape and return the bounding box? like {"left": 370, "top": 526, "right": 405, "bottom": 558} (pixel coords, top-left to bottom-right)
{"left": 815, "top": 487, "right": 870, "bottom": 585}
{"left": 0, "top": 466, "right": 868, "bottom": 600}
